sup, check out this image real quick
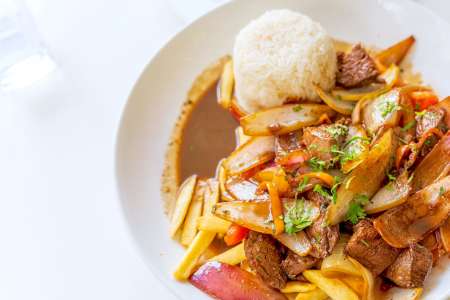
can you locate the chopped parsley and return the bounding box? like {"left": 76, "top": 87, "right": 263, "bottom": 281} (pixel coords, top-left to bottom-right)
{"left": 292, "top": 105, "right": 303, "bottom": 112}
{"left": 379, "top": 100, "right": 400, "bottom": 118}
{"left": 346, "top": 194, "right": 369, "bottom": 224}
{"left": 330, "top": 176, "right": 342, "bottom": 204}
{"left": 326, "top": 124, "right": 349, "bottom": 140}
{"left": 386, "top": 171, "right": 396, "bottom": 182}
{"left": 401, "top": 120, "right": 416, "bottom": 132}
{"left": 308, "top": 157, "right": 326, "bottom": 172}
{"left": 331, "top": 144, "right": 345, "bottom": 155}
{"left": 313, "top": 184, "right": 332, "bottom": 200}
{"left": 284, "top": 198, "right": 314, "bottom": 234}
{"left": 415, "top": 110, "right": 426, "bottom": 117}
{"left": 297, "top": 176, "right": 310, "bottom": 193}
{"left": 439, "top": 186, "right": 445, "bottom": 197}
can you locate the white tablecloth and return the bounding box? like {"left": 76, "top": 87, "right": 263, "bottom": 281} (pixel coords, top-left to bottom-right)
{"left": 0, "top": 1, "right": 447, "bottom": 299}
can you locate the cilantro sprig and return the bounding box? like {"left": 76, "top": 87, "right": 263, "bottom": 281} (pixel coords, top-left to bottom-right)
{"left": 346, "top": 194, "right": 369, "bottom": 224}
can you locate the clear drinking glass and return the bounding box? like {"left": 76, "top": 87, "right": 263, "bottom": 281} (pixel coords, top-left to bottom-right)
{"left": 0, "top": 0, "right": 56, "bottom": 90}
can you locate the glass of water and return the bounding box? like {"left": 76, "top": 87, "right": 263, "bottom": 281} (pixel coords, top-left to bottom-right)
{"left": 0, "top": 0, "right": 56, "bottom": 90}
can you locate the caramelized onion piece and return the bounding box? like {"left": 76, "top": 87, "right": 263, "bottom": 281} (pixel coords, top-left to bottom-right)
{"left": 365, "top": 172, "right": 411, "bottom": 214}
{"left": 223, "top": 136, "right": 275, "bottom": 175}
{"left": 315, "top": 85, "right": 355, "bottom": 115}
{"left": 410, "top": 132, "right": 450, "bottom": 192}
{"left": 373, "top": 176, "right": 450, "bottom": 248}
{"left": 241, "top": 104, "right": 335, "bottom": 136}
{"left": 362, "top": 89, "right": 401, "bottom": 134}
{"left": 326, "top": 129, "right": 396, "bottom": 225}
{"left": 275, "top": 231, "right": 312, "bottom": 257}
{"left": 376, "top": 35, "right": 416, "bottom": 67}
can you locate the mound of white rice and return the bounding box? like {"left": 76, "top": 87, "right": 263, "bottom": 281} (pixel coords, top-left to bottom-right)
{"left": 233, "top": 9, "right": 337, "bottom": 113}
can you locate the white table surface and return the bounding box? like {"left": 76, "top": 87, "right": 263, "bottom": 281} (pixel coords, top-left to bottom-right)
{"left": 0, "top": 1, "right": 447, "bottom": 299}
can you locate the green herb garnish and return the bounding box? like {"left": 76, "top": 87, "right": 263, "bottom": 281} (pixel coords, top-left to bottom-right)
{"left": 439, "top": 186, "right": 445, "bottom": 197}
{"left": 297, "top": 176, "right": 310, "bottom": 193}
{"left": 379, "top": 100, "right": 400, "bottom": 118}
{"left": 401, "top": 120, "right": 416, "bottom": 132}
{"left": 326, "top": 124, "right": 349, "bottom": 140}
{"left": 284, "top": 198, "right": 313, "bottom": 234}
{"left": 292, "top": 105, "right": 303, "bottom": 112}
{"left": 308, "top": 157, "right": 326, "bottom": 172}
{"left": 346, "top": 194, "right": 369, "bottom": 224}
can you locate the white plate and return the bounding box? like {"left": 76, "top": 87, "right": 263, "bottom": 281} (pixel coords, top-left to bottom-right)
{"left": 116, "top": 0, "right": 450, "bottom": 299}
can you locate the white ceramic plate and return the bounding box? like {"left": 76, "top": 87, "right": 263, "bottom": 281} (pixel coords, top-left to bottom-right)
{"left": 116, "top": 0, "right": 450, "bottom": 299}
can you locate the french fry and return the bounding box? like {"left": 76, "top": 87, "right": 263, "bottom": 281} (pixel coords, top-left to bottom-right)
{"left": 281, "top": 281, "right": 317, "bottom": 293}
{"left": 218, "top": 60, "right": 234, "bottom": 109}
{"left": 197, "top": 215, "right": 231, "bottom": 233}
{"left": 173, "top": 230, "right": 216, "bottom": 280}
{"left": 209, "top": 242, "right": 246, "bottom": 265}
{"left": 295, "top": 288, "right": 328, "bottom": 300}
{"left": 321, "top": 235, "right": 360, "bottom": 277}
{"left": 440, "top": 217, "right": 450, "bottom": 253}
{"left": 303, "top": 270, "right": 359, "bottom": 300}
{"left": 348, "top": 257, "right": 375, "bottom": 300}
{"left": 340, "top": 275, "right": 365, "bottom": 298}
{"left": 169, "top": 175, "right": 197, "bottom": 237}
{"left": 181, "top": 181, "right": 205, "bottom": 246}
{"left": 203, "top": 179, "right": 220, "bottom": 216}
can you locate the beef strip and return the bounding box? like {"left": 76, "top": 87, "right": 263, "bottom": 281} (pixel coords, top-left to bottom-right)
{"left": 302, "top": 124, "right": 341, "bottom": 162}
{"left": 281, "top": 250, "right": 318, "bottom": 280}
{"left": 385, "top": 244, "right": 433, "bottom": 288}
{"left": 305, "top": 213, "right": 339, "bottom": 258}
{"left": 336, "top": 44, "right": 379, "bottom": 88}
{"left": 244, "top": 231, "right": 287, "bottom": 289}
{"left": 275, "top": 131, "right": 302, "bottom": 157}
{"left": 345, "top": 219, "right": 400, "bottom": 275}
{"left": 415, "top": 107, "right": 446, "bottom": 137}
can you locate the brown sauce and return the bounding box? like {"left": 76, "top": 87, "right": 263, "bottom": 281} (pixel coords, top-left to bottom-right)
{"left": 178, "top": 85, "right": 237, "bottom": 181}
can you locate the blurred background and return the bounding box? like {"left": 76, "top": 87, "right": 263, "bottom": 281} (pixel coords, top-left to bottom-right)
{"left": 0, "top": 0, "right": 446, "bottom": 299}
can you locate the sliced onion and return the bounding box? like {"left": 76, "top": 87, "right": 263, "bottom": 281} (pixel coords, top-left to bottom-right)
{"left": 223, "top": 136, "right": 275, "bottom": 175}
{"left": 365, "top": 171, "right": 411, "bottom": 214}
{"left": 275, "top": 231, "right": 312, "bottom": 257}
{"left": 362, "top": 89, "right": 401, "bottom": 134}
{"left": 376, "top": 35, "right": 416, "bottom": 67}
{"left": 315, "top": 85, "right": 355, "bottom": 115}
{"left": 321, "top": 235, "right": 360, "bottom": 277}
{"left": 241, "top": 104, "right": 335, "bottom": 136}
{"left": 332, "top": 84, "right": 385, "bottom": 102}
{"left": 341, "top": 125, "right": 370, "bottom": 174}
{"left": 373, "top": 175, "right": 450, "bottom": 248}
{"left": 225, "top": 177, "right": 268, "bottom": 201}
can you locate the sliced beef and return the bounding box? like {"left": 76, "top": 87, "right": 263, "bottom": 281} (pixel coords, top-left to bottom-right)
{"left": 302, "top": 124, "right": 340, "bottom": 162}
{"left": 345, "top": 219, "right": 400, "bottom": 275}
{"left": 385, "top": 244, "right": 433, "bottom": 288}
{"left": 244, "top": 231, "right": 287, "bottom": 289}
{"left": 275, "top": 131, "right": 302, "bottom": 157}
{"left": 305, "top": 213, "right": 339, "bottom": 258}
{"left": 415, "top": 107, "right": 446, "bottom": 137}
{"left": 281, "top": 250, "right": 318, "bottom": 280}
{"left": 337, "top": 44, "right": 379, "bottom": 88}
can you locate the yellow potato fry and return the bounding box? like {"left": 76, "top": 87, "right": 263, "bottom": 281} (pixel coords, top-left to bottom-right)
{"left": 197, "top": 215, "right": 231, "bottom": 233}
{"left": 209, "top": 242, "right": 246, "bottom": 265}
{"left": 203, "top": 178, "right": 220, "bottom": 216}
{"left": 303, "top": 270, "right": 359, "bottom": 300}
{"left": 321, "top": 235, "right": 360, "bottom": 277}
{"left": 218, "top": 60, "right": 234, "bottom": 109}
{"left": 340, "top": 275, "right": 364, "bottom": 298}
{"left": 348, "top": 257, "right": 375, "bottom": 300}
{"left": 295, "top": 288, "right": 328, "bottom": 300}
{"left": 181, "top": 182, "right": 205, "bottom": 246}
{"left": 169, "top": 175, "right": 197, "bottom": 237}
{"left": 173, "top": 230, "right": 216, "bottom": 280}
{"left": 377, "top": 287, "right": 423, "bottom": 300}
{"left": 281, "top": 281, "right": 317, "bottom": 293}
